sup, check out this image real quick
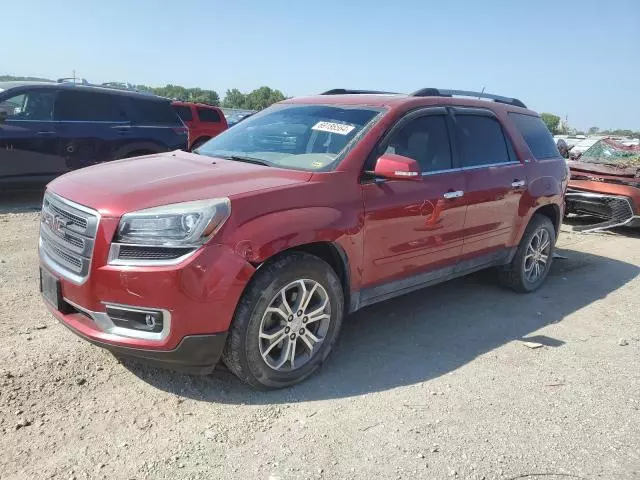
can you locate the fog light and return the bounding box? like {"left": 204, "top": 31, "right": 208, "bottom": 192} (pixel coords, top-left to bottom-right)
{"left": 105, "top": 306, "right": 164, "bottom": 333}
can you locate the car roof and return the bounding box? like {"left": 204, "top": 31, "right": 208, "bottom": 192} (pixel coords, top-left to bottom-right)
{"left": 0, "top": 81, "right": 168, "bottom": 101}
{"left": 171, "top": 100, "right": 221, "bottom": 109}
{"left": 282, "top": 91, "right": 538, "bottom": 116}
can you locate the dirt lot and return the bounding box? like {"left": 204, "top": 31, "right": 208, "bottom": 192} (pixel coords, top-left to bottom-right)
{"left": 1, "top": 190, "right": 639, "bottom": 480}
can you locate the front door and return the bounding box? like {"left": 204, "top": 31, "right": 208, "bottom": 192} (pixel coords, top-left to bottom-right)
{"left": 361, "top": 109, "right": 467, "bottom": 303}
{"left": 0, "top": 88, "right": 63, "bottom": 181}
{"left": 450, "top": 109, "right": 526, "bottom": 260}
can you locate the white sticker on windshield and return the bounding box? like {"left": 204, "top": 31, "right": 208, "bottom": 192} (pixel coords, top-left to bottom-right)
{"left": 311, "top": 121, "right": 355, "bottom": 135}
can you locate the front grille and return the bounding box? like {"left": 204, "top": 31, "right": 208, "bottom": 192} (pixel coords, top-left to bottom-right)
{"left": 566, "top": 190, "right": 635, "bottom": 232}
{"left": 117, "top": 245, "right": 195, "bottom": 260}
{"left": 39, "top": 193, "right": 99, "bottom": 283}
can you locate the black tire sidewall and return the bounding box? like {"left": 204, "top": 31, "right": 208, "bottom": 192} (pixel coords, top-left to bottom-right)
{"left": 237, "top": 254, "right": 344, "bottom": 388}
{"left": 516, "top": 216, "right": 556, "bottom": 292}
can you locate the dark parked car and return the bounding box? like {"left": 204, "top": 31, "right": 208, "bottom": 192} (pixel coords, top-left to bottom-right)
{"left": 0, "top": 81, "right": 187, "bottom": 184}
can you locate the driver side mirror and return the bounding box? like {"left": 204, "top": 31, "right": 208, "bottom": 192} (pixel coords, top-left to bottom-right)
{"left": 371, "top": 153, "right": 421, "bottom": 181}
{"left": 0, "top": 111, "right": 7, "bottom": 124}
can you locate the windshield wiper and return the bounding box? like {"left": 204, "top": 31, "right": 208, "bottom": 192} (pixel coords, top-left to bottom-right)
{"left": 220, "top": 154, "right": 272, "bottom": 167}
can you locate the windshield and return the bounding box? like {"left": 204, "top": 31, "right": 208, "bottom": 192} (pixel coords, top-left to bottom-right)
{"left": 198, "top": 104, "right": 383, "bottom": 171}
{"left": 580, "top": 139, "right": 640, "bottom": 168}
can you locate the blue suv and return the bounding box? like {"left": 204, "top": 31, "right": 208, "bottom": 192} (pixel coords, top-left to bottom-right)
{"left": 0, "top": 81, "right": 187, "bottom": 184}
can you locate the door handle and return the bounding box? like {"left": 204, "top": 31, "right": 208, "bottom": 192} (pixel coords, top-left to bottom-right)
{"left": 443, "top": 190, "right": 464, "bottom": 199}
{"left": 511, "top": 180, "right": 526, "bottom": 188}
{"left": 37, "top": 131, "right": 55, "bottom": 136}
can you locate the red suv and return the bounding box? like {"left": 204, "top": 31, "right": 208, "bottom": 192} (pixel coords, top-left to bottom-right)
{"left": 39, "top": 88, "right": 567, "bottom": 389}
{"left": 171, "top": 101, "right": 228, "bottom": 150}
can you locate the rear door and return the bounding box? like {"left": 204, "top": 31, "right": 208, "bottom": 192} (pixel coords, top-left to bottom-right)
{"left": 54, "top": 90, "right": 130, "bottom": 169}
{"left": 451, "top": 108, "right": 526, "bottom": 261}
{"left": 0, "top": 88, "right": 63, "bottom": 181}
{"left": 360, "top": 108, "right": 467, "bottom": 303}
{"left": 126, "top": 97, "right": 188, "bottom": 151}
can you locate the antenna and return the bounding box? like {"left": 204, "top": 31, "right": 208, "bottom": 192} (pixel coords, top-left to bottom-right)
{"left": 478, "top": 86, "right": 486, "bottom": 99}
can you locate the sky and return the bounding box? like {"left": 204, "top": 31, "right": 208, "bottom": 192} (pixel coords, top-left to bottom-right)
{"left": 2, "top": 0, "right": 639, "bottom": 131}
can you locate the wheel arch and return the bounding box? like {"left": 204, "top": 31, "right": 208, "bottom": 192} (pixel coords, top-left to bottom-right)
{"left": 252, "top": 241, "right": 353, "bottom": 314}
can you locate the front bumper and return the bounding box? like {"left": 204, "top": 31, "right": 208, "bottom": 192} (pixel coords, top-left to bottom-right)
{"left": 39, "top": 213, "right": 255, "bottom": 372}
{"left": 565, "top": 190, "right": 640, "bottom": 232}
{"left": 51, "top": 304, "right": 228, "bottom": 374}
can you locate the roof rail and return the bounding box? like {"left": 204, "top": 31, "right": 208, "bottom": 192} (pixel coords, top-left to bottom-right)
{"left": 100, "top": 81, "right": 137, "bottom": 91}
{"left": 410, "top": 88, "right": 527, "bottom": 108}
{"left": 321, "top": 88, "right": 399, "bottom": 95}
{"left": 57, "top": 77, "right": 89, "bottom": 85}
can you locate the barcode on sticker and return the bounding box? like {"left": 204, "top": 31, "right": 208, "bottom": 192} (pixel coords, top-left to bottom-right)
{"left": 311, "top": 121, "right": 355, "bottom": 135}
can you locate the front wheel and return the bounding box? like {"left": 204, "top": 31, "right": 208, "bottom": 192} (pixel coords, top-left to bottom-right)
{"left": 222, "top": 252, "right": 344, "bottom": 389}
{"left": 499, "top": 214, "right": 556, "bottom": 293}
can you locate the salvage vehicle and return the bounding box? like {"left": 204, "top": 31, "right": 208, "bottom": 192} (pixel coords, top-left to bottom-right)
{"left": 39, "top": 88, "right": 567, "bottom": 388}
{"left": 566, "top": 138, "right": 640, "bottom": 232}
{"left": 171, "top": 101, "right": 228, "bottom": 151}
{"left": 0, "top": 81, "right": 187, "bottom": 184}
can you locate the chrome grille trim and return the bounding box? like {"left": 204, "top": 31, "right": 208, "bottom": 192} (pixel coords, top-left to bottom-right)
{"left": 39, "top": 192, "right": 100, "bottom": 284}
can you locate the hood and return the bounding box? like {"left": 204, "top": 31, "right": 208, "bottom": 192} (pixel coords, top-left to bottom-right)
{"left": 48, "top": 151, "right": 312, "bottom": 217}
{"left": 568, "top": 160, "right": 640, "bottom": 179}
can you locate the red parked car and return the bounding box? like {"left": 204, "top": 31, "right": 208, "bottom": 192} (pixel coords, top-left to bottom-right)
{"left": 39, "top": 88, "right": 567, "bottom": 388}
{"left": 171, "top": 101, "right": 228, "bottom": 150}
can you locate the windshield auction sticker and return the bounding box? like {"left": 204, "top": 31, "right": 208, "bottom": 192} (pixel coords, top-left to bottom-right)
{"left": 312, "top": 121, "right": 355, "bottom": 135}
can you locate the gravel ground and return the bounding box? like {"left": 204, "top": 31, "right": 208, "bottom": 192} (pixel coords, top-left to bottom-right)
{"left": 0, "top": 190, "right": 639, "bottom": 480}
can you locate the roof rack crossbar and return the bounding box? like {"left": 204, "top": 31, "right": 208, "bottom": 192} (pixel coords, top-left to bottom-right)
{"left": 410, "top": 88, "right": 527, "bottom": 108}
{"left": 321, "top": 88, "right": 399, "bottom": 95}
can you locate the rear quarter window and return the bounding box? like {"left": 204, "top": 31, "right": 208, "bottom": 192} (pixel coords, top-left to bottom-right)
{"left": 509, "top": 113, "right": 561, "bottom": 159}
{"left": 196, "top": 107, "right": 222, "bottom": 123}
{"left": 127, "top": 97, "right": 183, "bottom": 126}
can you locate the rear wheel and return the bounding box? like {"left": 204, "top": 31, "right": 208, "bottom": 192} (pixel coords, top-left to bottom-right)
{"left": 222, "top": 252, "right": 344, "bottom": 389}
{"left": 499, "top": 214, "right": 556, "bottom": 293}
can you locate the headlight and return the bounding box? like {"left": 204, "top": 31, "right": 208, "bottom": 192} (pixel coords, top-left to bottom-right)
{"left": 115, "top": 198, "right": 231, "bottom": 247}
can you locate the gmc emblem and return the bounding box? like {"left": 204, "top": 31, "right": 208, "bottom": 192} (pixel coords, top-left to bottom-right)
{"left": 43, "top": 211, "right": 69, "bottom": 238}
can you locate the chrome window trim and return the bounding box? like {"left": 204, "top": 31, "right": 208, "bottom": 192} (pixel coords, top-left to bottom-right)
{"left": 107, "top": 243, "right": 198, "bottom": 267}
{"left": 64, "top": 298, "right": 171, "bottom": 342}
{"left": 421, "top": 161, "right": 521, "bottom": 177}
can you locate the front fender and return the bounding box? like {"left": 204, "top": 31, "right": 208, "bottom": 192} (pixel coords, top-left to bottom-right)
{"left": 222, "top": 205, "right": 364, "bottom": 290}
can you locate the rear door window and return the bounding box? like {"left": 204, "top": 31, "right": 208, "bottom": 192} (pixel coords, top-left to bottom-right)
{"left": 127, "top": 98, "right": 182, "bottom": 126}
{"left": 455, "top": 115, "right": 511, "bottom": 167}
{"left": 55, "top": 91, "right": 127, "bottom": 122}
{"left": 173, "top": 105, "right": 193, "bottom": 122}
{"left": 509, "top": 113, "right": 561, "bottom": 159}
{"left": 384, "top": 115, "right": 453, "bottom": 173}
{"left": 196, "top": 107, "right": 221, "bottom": 123}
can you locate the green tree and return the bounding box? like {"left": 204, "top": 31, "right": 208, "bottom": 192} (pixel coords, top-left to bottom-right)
{"left": 243, "top": 86, "right": 286, "bottom": 110}
{"left": 588, "top": 126, "right": 600, "bottom": 135}
{"left": 540, "top": 113, "right": 560, "bottom": 134}
{"left": 222, "top": 89, "right": 247, "bottom": 108}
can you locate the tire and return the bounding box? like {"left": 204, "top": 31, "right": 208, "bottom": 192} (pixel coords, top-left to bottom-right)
{"left": 222, "top": 252, "right": 344, "bottom": 389}
{"left": 190, "top": 137, "right": 210, "bottom": 151}
{"left": 498, "top": 214, "right": 556, "bottom": 293}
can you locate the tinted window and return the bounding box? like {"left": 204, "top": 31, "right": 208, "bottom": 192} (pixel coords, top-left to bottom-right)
{"left": 127, "top": 98, "right": 182, "bottom": 125}
{"left": 55, "top": 91, "right": 126, "bottom": 121}
{"left": 384, "top": 115, "right": 452, "bottom": 172}
{"left": 510, "top": 113, "right": 561, "bottom": 159}
{"left": 0, "top": 90, "right": 55, "bottom": 121}
{"left": 196, "top": 107, "right": 221, "bottom": 123}
{"left": 173, "top": 105, "right": 193, "bottom": 121}
{"left": 456, "top": 115, "right": 510, "bottom": 167}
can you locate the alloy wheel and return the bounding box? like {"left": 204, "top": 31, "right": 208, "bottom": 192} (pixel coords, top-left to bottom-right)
{"left": 258, "top": 279, "right": 332, "bottom": 371}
